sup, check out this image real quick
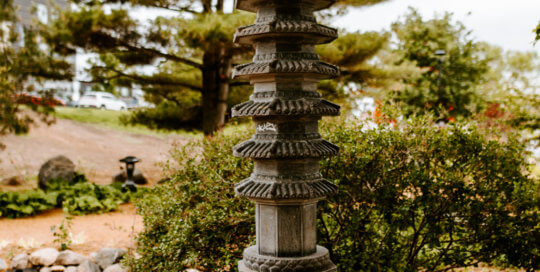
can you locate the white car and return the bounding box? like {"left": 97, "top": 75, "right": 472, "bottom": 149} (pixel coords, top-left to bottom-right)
{"left": 77, "top": 92, "right": 127, "bottom": 110}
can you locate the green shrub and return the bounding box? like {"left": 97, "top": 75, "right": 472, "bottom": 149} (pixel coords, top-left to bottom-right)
{"left": 122, "top": 100, "right": 202, "bottom": 131}
{"left": 0, "top": 174, "right": 134, "bottom": 218}
{"left": 129, "top": 118, "right": 538, "bottom": 271}
{"left": 320, "top": 118, "right": 538, "bottom": 271}
{"left": 128, "top": 130, "right": 254, "bottom": 271}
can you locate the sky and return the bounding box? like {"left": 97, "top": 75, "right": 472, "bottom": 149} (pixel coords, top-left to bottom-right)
{"left": 333, "top": 0, "right": 540, "bottom": 53}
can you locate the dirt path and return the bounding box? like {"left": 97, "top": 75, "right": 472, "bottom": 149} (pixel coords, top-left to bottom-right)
{"left": 0, "top": 204, "right": 143, "bottom": 259}
{"left": 0, "top": 118, "right": 188, "bottom": 187}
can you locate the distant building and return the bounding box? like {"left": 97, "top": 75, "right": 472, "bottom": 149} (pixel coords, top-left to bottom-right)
{"left": 14, "top": 0, "right": 68, "bottom": 25}
{"left": 12, "top": 0, "right": 150, "bottom": 107}
{"left": 13, "top": 0, "right": 78, "bottom": 103}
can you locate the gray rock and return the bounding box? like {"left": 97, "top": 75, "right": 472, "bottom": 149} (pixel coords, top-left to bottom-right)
{"left": 29, "top": 248, "right": 59, "bottom": 267}
{"left": 112, "top": 169, "right": 147, "bottom": 185}
{"left": 38, "top": 155, "right": 75, "bottom": 190}
{"left": 56, "top": 251, "right": 88, "bottom": 266}
{"left": 11, "top": 253, "right": 29, "bottom": 269}
{"left": 94, "top": 248, "right": 125, "bottom": 270}
{"left": 50, "top": 265, "right": 66, "bottom": 271}
{"left": 65, "top": 267, "right": 77, "bottom": 272}
{"left": 103, "top": 264, "right": 126, "bottom": 272}
{"left": 0, "top": 258, "right": 7, "bottom": 271}
{"left": 77, "top": 260, "right": 100, "bottom": 272}
{"left": 185, "top": 269, "right": 201, "bottom": 272}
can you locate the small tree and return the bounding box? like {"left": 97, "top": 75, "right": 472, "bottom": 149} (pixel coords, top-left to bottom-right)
{"left": 389, "top": 9, "right": 490, "bottom": 120}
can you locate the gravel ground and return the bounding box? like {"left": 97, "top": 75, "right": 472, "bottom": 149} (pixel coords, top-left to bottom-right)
{"left": 0, "top": 117, "right": 187, "bottom": 187}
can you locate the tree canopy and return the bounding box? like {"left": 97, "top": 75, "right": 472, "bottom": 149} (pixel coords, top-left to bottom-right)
{"left": 387, "top": 9, "right": 491, "bottom": 121}
{"left": 43, "top": 0, "right": 391, "bottom": 134}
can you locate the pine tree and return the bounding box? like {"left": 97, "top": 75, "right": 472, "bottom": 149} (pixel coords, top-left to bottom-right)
{"left": 43, "top": 0, "right": 389, "bottom": 135}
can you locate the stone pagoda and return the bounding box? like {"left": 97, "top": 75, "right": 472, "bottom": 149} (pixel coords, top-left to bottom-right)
{"left": 232, "top": 0, "right": 340, "bottom": 271}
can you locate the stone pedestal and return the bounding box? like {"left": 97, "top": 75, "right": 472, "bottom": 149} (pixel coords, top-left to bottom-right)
{"left": 232, "top": 0, "right": 340, "bottom": 271}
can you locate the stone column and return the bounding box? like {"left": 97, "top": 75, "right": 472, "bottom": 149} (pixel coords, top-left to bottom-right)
{"left": 232, "top": 0, "right": 340, "bottom": 271}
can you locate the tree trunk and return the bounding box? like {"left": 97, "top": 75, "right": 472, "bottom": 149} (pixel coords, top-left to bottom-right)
{"left": 201, "top": 47, "right": 232, "bottom": 136}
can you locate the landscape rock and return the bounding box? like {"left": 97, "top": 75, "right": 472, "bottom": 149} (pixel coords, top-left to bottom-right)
{"left": 103, "top": 264, "right": 126, "bottom": 272}
{"left": 39, "top": 267, "right": 51, "bottom": 272}
{"left": 94, "top": 248, "right": 125, "bottom": 269}
{"left": 65, "top": 267, "right": 77, "bottom": 272}
{"left": 185, "top": 269, "right": 201, "bottom": 272}
{"left": 56, "top": 251, "right": 88, "bottom": 266}
{"left": 50, "top": 265, "right": 66, "bottom": 271}
{"left": 30, "top": 248, "right": 59, "bottom": 267}
{"left": 1, "top": 176, "right": 23, "bottom": 186}
{"left": 77, "top": 260, "right": 100, "bottom": 272}
{"left": 38, "top": 155, "right": 75, "bottom": 190}
{"left": 11, "top": 253, "right": 29, "bottom": 269}
{"left": 0, "top": 258, "right": 7, "bottom": 271}
{"left": 112, "top": 169, "right": 147, "bottom": 185}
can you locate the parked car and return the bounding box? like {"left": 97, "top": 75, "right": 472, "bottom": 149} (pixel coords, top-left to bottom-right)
{"left": 77, "top": 92, "right": 127, "bottom": 110}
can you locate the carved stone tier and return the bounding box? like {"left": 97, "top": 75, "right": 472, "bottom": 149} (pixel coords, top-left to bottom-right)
{"left": 233, "top": 0, "right": 339, "bottom": 270}
{"left": 239, "top": 246, "right": 337, "bottom": 272}
{"left": 232, "top": 97, "right": 339, "bottom": 117}
{"left": 237, "top": 0, "right": 335, "bottom": 13}
{"left": 233, "top": 60, "right": 339, "bottom": 79}
{"left": 234, "top": 21, "right": 337, "bottom": 44}
{"left": 235, "top": 174, "right": 337, "bottom": 199}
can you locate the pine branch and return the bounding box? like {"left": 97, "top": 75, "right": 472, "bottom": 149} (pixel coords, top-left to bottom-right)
{"left": 90, "top": 66, "right": 203, "bottom": 91}
{"left": 119, "top": 42, "right": 203, "bottom": 69}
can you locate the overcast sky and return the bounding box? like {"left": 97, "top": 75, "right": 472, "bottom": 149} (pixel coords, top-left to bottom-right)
{"left": 333, "top": 0, "right": 540, "bottom": 53}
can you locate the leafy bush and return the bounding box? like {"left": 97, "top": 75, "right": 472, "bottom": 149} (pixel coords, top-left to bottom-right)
{"left": 0, "top": 174, "right": 134, "bottom": 218}
{"left": 129, "top": 118, "right": 538, "bottom": 271}
{"left": 320, "top": 118, "right": 538, "bottom": 271}
{"left": 0, "top": 189, "right": 58, "bottom": 218}
{"left": 122, "top": 100, "right": 203, "bottom": 131}
{"left": 128, "top": 131, "right": 254, "bottom": 271}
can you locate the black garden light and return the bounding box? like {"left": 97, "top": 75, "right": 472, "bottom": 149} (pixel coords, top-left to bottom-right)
{"left": 120, "top": 156, "right": 140, "bottom": 192}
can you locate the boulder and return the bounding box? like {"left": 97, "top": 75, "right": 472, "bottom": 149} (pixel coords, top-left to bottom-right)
{"left": 112, "top": 169, "right": 147, "bottom": 185}
{"left": 0, "top": 258, "right": 7, "bottom": 271}
{"left": 30, "top": 248, "right": 59, "bottom": 267}
{"left": 103, "top": 264, "right": 127, "bottom": 272}
{"left": 94, "top": 248, "right": 125, "bottom": 270}
{"left": 56, "top": 251, "right": 88, "bottom": 266}
{"left": 38, "top": 156, "right": 75, "bottom": 190}
{"left": 50, "top": 266, "right": 66, "bottom": 272}
{"left": 11, "top": 253, "right": 29, "bottom": 269}
{"left": 65, "top": 267, "right": 77, "bottom": 272}
{"left": 39, "top": 268, "right": 51, "bottom": 272}
{"left": 77, "top": 260, "right": 100, "bottom": 272}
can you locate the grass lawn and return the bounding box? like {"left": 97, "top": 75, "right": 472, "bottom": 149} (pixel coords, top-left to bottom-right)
{"left": 53, "top": 106, "right": 249, "bottom": 137}
{"left": 54, "top": 107, "right": 199, "bottom": 137}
